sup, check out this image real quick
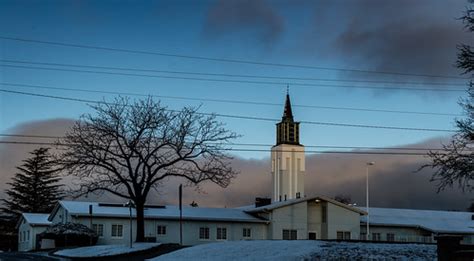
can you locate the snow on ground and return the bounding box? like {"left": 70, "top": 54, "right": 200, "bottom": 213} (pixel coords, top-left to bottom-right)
{"left": 313, "top": 241, "right": 436, "bottom": 260}
{"left": 54, "top": 243, "right": 160, "bottom": 258}
{"left": 149, "top": 240, "right": 436, "bottom": 261}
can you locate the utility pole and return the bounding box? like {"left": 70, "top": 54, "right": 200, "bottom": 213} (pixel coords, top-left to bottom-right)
{"left": 89, "top": 204, "right": 93, "bottom": 245}
{"left": 366, "top": 161, "right": 375, "bottom": 241}
{"left": 179, "top": 184, "right": 183, "bottom": 245}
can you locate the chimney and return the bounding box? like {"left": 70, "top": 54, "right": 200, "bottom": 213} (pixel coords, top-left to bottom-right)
{"left": 255, "top": 197, "right": 272, "bottom": 208}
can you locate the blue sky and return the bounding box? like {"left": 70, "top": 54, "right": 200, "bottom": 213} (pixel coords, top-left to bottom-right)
{"left": 0, "top": 0, "right": 471, "bottom": 159}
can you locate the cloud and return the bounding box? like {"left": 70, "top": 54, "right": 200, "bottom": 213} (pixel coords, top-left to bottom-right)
{"left": 314, "top": 0, "right": 471, "bottom": 84}
{"left": 0, "top": 120, "right": 470, "bottom": 212}
{"left": 202, "top": 0, "right": 284, "bottom": 46}
{"left": 158, "top": 136, "right": 472, "bottom": 211}
{"left": 0, "top": 119, "right": 75, "bottom": 202}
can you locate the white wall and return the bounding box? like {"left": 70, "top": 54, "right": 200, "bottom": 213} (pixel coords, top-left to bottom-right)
{"left": 326, "top": 202, "right": 360, "bottom": 240}
{"left": 70, "top": 216, "right": 268, "bottom": 246}
{"left": 269, "top": 201, "right": 308, "bottom": 239}
{"left": 18, "top": 221, "right": 49, "bottom": 252}
{"left": 361, "top": 225, "right": 433, "bottom": 243}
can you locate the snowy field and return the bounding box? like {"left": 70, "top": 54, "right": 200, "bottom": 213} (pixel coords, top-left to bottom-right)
{"left": 149, "top": 240, "right": 437, "bottom": 261}
{"left": 54, "top": 243, "right": 161, "bottom": 258}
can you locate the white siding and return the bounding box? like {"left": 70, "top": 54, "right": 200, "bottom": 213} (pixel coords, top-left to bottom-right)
{"left": 269, "top": 202, "right": 308, "bottom": 239}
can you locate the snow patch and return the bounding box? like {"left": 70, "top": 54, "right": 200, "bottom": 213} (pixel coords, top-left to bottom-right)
{"left": 150, "top": 240, "right": 321, "bottom": 261}
{"left": 54, "top": 243, "right": 161, "bottom": 258}
{"left": 149, "top": 240, "right": 436, "bottom": 261}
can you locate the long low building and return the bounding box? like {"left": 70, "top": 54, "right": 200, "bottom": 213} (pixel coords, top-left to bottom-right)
{"left": 19, "top": 196, "right": 366, "bottom": 251}
{"left": 18, "top": 198, "right": 474, "bottom": 251}
{"left": 359, "top": 207, "right": 474, "bottom": 244}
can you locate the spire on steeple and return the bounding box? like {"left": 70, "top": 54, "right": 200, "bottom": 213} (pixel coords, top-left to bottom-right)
{"left": 275, "top": 89, "right": 300, "bottom": 146}
{"left": 282, "top": 90, "right": 294, "bottom": 122}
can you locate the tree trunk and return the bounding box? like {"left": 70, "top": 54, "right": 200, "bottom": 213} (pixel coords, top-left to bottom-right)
{"left": 135, "top": 201, "right": 145, "bottom": 242}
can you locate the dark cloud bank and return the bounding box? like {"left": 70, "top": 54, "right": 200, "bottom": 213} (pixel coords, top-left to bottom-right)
{"left": 202, "top": 0, "right": 284, "bottom": 46}
{"left": 0, "top": 120, "right": 471, "bottom": 211}
{"left": 202, "top": 0, "right": 472, "bottom": 88}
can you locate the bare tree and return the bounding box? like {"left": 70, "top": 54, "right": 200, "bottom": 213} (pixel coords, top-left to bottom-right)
{"left": 60, "top": 97, "right": 238, "bottom": 242}
{"left": 426, "top": 5, "right": 474, "bottom": 191}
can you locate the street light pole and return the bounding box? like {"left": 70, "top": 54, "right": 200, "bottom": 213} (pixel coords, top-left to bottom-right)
{"left": 124, "top": 200, "right": 134, "bottom": 248}
{"left": 366, "top": 161, "right": 375, "bottom": 241}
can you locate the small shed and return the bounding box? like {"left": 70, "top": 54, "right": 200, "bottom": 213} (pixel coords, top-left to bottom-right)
{"left": 17, "top": 213, "right": 51, "bottom": 251}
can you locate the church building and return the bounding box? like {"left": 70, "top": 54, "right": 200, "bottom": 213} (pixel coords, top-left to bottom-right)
{"left": 17, "top": 93, "right": 474, "bottom": 251}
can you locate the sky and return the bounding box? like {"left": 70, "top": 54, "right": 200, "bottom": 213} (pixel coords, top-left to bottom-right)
{"left": 0, "top": 0, "right": 473, "bottom": 210}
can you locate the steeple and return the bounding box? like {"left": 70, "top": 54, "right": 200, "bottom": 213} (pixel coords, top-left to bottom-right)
{"left": 276, "top": 90, "right": 300, "bottom": 145}
{"left": 271, "top": 89, "right": 305, "bottom": 202}
{"left": 282, "top": 91, "right": 294, "bottom": 122}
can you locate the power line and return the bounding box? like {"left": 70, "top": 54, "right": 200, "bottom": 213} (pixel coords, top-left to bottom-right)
{"left": 0, "top": 140, "right": 442, "bottom": 156}
{"left": 0, "top": 36, "right": 467, "bottom": 80}
{"left": 0, "top": 133, "right": 455, "bottom": 151}
{"left": 0, "top": 59, "right": 467, "bottom": 87}
{"left": 0, "top": 88, "right": 456, "bottom": 133}
{"left": 1, "top": 64, "right": 465, "bottom": 92}
{"left": 0, "top": 82, "right": 462, "bottom": 117}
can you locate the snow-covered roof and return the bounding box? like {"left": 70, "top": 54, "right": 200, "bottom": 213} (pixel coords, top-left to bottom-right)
{"left": 244, "top": 195, "right": 366, "bottom": 215}
{"left": 53, "top": 201, "right": 267, "bottom": 223}
{"left": 22, "top": 213, "right": 51, "bottom": 226}
{"left": 359, "top": 207, "right": 474, "bottom": 234}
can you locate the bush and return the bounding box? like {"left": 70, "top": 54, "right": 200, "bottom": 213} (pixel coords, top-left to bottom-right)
{"left": 38, "top": 223, "right": 98, "bottom": 247}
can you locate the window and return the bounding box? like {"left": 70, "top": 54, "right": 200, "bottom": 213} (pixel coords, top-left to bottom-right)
{"left": 92, "top": 224, "right": 104, "bottom": 237}
{"left": 360, "top": 233, "right": 367, "bottom": 240}
{"left": 243, "top": 228, "right": 251, "bottom": 238}
{"left": 111, "top": 224, "right": 123, "bottom": 238}
{"left": 308, "top": 232, "right": 317, "bottom": 240}
{"left": 337, "top": 231, "right": 343, "bottom": 240}
{"left": 344, "top": 232, "right": 351, "bottom": 240}
{"left": 157, "top": 225, "right": 167, "bottom": 236}
{"left": 387, "top": 233, "right": 395, "bottom": 242}
{"left": 337, "top": 231, "right": 351, "bottom": 240}
{"left": 217, "top": 227, "right": 227, "bottom": 240}
{"left": 199, "top": 227, "right": 210, "bottom": 240}
{"left": 282, "top": 229, "right": 297, "bottom": 240}
{"left": 27, "top": 231, "right": 30, "bottom": 241}
{"left": 372, "top": 233, "right": 381, "bottom": 241}
{"left": 296, "top": 192, "right": 301, "bottom": 199}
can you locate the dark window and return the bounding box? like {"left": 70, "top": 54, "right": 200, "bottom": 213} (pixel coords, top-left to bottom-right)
{"left": 217, "top": 227, "right": 227, "bottom": 240}
{"left": 92, "top": 224, "right": 104, "bottom": 237}
{"left": 387, "top": 233, "right": 395, "bottom": 242}
{"left": 372, "top": 233, "right": 381, "bottom": 241}
{"left": 157, "top": 225, "right": 167, "bottom": 235}
{"left": 283, "top": 229, "right": 297, "bottom": 240}
{"left": 243, "top": 228, "right": 251, "bottom": 238}
{"left": 111, "top": 224, "right": 123, "bottom": 238}
{"left": 360, "top": 233, "right": 367, "bottom": 240}
{"left": 308, "top": 232, "right": 317, "bottom": 240}
{"left": 337, "top": 231, "right": 351, "bottom": 240}
{"left": 344, "top": 232, "right": 351, "bottom": 240}
{"left": 199, "top": 227, "right": 210, "bottom": 240}
{"left": 296, "top": 192, "right": 301, "bottom": 198}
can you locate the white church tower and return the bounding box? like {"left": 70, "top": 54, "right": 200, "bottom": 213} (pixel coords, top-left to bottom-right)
{"left": 271, "top": 92, "right": 305, "bottom": 202}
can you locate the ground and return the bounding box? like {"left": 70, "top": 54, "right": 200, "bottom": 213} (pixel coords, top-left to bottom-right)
{"left": 148, "top": 240, "right": 437, "bottom": 261}
{"left": 53, "top": 243, "right": 161, "bottom": 258}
